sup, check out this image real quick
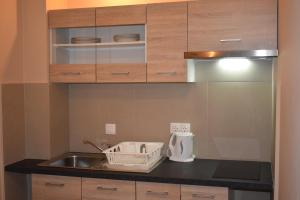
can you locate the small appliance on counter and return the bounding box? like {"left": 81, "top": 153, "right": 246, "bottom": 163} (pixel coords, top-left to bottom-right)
{"left": 168, "top": 132, "right": 195, "bottom": 162}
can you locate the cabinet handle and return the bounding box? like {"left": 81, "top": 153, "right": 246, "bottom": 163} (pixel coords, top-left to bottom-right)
{"left": 156, "top": 72, "right": 177, "bottom": 76}
{"left": 192, "top": 193, "right": 216, "bottom": 199}
{"left": 219, "top": 39, "right": 242, "bottom": 43}
{"left": 111, "top": 72, "right": 130, "bottom": 76}
{"left": 97, "top": 186, "right": 118, "bottom": 192}
{"left": 45, "top": 182, "right": 65, "bottom": 187}
{"left": 146, "top": 190, "right": 169, "bottom": 196}
{"left": 62, "top": 72, "right": 81, "bottom": 76}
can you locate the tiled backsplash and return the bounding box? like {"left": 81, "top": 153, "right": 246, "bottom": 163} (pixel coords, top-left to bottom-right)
{"left": 69, "top": 59, "right": 275, "bottom": 161}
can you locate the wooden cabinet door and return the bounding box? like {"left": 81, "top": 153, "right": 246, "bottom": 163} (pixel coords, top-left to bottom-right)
{"left": 32, "top": 174, "right": 81, "bottom": 200}
{"left": 50, "top": 64, "right": 96, "bottom": 83}
{"left": 48, "top": 8, "right": 96, "bottom": 28}
{"left": 188, "top": 0, "right": 242, "bottom": 51}
{"left": 181, "top": 185, "right": 228, "bottom": 200}
{"left": 97, "top": 64, "right": 146, "bottom": 83}
{"left": 82, "top": 178, "right": 135, "bottom": 200}
{"left": 240, "top": 0, "right": 277, "bottom": 49}
{"left": 136, "top": 182, "right": 180, "bottom": 200}
{"left": 147, "top": 2, "right": 188, "bottom": 82}
{"left": 188, "top": 0, "right": 277, "bottom": 51}
{"left": 96, "top": 5, "right": 146, "bottom": 26}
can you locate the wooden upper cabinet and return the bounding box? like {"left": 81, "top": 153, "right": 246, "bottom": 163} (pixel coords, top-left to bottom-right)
{"left": 147, "top": 2, "right": 188, "bottom": 83}
{"left": 188, "top": 0, "right": 241, "bottom": 51}
{"left": 50, "top": 64, "right": 96, "bottom": 83}
{"left": 188, "top": 0, "right": 277, "bottom": 51}
{"left": 48, "top": 8, "right": 96, "bottom": 28}
{"left": 96, "top": 5, "right": 146, "bottom": 26}
{"left": 240, "top": 0, "right": 277, "bottom": 49}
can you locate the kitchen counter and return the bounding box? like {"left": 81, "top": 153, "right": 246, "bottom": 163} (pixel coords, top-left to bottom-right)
{"left": 5, "top": 157, "right": 273, "bottom": 192}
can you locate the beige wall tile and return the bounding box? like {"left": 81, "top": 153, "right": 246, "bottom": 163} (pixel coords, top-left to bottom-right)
{"left": 69, "top": 84, "right": 205, "bottom": 153}
{"left": 24, "top": 84, "right": 51, "bottom": 159}
{"left": 24, "top": 83, "right": 70, "bottom": 159}
{"left": 50, "top": 84, "right": 69, "bottom": 157}
{"left": 69, "top": 81, "right": 274, "bottom": 162}
{"left": 1, "top": 84, "right": 25, "bottom": 165}
{"left": 207, "top": 82, "right": 273, "bottom": 161}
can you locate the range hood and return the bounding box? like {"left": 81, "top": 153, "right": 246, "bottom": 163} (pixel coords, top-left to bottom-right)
{"left": 184, "top": 50, "right": 278, "bottom": 59}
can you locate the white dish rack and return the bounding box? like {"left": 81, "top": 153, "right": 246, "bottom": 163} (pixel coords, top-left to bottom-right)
{"left": 103, "top": 142, "right": 164, "bottom": 167}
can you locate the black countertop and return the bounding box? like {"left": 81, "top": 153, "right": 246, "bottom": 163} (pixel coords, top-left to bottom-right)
{"left": 5, "top": 158, "right": 273, "bottom": 192}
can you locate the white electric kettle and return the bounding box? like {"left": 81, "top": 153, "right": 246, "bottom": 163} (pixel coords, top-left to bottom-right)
{"left": 168, "top": 132, "right": 195, "bottom": 162}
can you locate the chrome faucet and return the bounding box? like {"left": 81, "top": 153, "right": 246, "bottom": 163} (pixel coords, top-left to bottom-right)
{"left": 140, "top": 143, "right": 147, "bottom": 153}
{"left": 83, "top": 140, "right": 109, "bottom": 152}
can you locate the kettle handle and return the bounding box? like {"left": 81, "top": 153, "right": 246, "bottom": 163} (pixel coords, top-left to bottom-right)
{"left": 168, "top": 133, "right": 176, "bottom": 157}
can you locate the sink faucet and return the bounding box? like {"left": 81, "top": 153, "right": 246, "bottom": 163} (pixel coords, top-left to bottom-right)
{"left": 140, "top": 143, "right": 147, "bottom": 153}
{"left": 83, "top": 140, "right": 109, "bottom": 153}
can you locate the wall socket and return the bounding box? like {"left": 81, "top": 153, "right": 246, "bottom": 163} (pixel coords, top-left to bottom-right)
{"left": 105, "top": 123, "right": 116, "bottom": 135}
{"left": 170, "top": 123, "right": 191, "bottom": 133}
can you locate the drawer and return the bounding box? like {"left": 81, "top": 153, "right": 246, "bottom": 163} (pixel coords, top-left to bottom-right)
{"left": 48, "top": 8, "right": 96, "bottom": 28}
{"left": 97, "top": 64, "right": 146, "bottom": 83}
{"left": 181, "top": 185, "right": 228, "bottom": 200}
{"left": 147, "top": 65, "right": 187, "bottom": 83}
{"left": 32, "top": 174, "right": 81, "bottom": 200}
{"left": 136, "top": 182, "right": 180, "bottom": 200}
{"left": 82, "top": 178, "right": 135, "bottom": 200}
{"left": 50, "top": 64, "right": 96, "bottom": 83}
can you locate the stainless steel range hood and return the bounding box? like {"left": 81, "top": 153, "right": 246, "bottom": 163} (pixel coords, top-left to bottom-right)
{"left": 184, "top": 50, "right": 278, "bottom": 59}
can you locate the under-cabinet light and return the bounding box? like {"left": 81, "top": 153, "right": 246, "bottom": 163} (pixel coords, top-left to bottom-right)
{"left": 217, "top": 58, "right": 251, "bottom": 72}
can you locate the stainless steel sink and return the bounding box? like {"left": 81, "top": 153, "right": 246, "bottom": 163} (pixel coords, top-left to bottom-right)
{"left": 40, "top": 152, "right": 106, "bottom": 169}
{"left": 40, "top": 152, "right": 165, "bottom": 173}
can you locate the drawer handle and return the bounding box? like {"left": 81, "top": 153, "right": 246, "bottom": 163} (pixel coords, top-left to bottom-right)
{"left": 111, "top": 72, "right": 130, "bottom": 76}
{"left": 146, "top": 191, "right": 169, "bottom": 196}
{"left": 45, "top": 182, "right": 65, "bottom": 187}
{"left": 219, "top": 39, "right": 242, "bottom": 43}
{"left": 156, "top": 72, "right": 177, "bottom": 76}
{"left": 62, "top": 72, "right": 81, "bottom": 76}
{"left": 192, "top": 193, "right": 216, "bottom": 199}
{"left": 97, "top": 186, "right": 118, "bottom": 192}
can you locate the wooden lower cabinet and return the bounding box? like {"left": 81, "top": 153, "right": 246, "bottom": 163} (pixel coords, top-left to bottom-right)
{"left": 181, "top": 185, "right": 228, "bottom": 200}
{"left": 32, "top": 174, "right": 229, "bottom": 200}
{"left": 82, "top": 178, "right": 135, "bottom": 200}
{"left": 136, "top": 182, "right": 180, "bottom": 200}
{"left": 32, "top": 174, "right": 81, "bottom": 200}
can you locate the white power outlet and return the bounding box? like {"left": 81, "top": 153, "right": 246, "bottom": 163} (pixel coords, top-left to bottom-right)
{"left": 105, "top": 123, "right": 116, "bottom": 135}
{"left": 170, "top": 123, "right": 191, "bottom": 133}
